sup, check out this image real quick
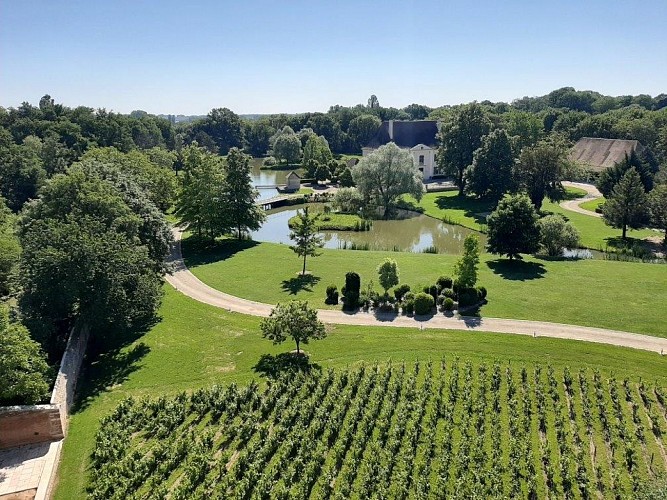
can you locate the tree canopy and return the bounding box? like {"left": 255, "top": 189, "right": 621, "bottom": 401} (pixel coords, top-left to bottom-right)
{"left": 486, "top": 194, "right": 540, "bottom": 260}
{"left": 602, "top": 168, "right": 649, "bottom": 239}
{"left": 260, "top": 300, "right": 326, "bottom": 354}
{"left": 289, "top": 206, "right": 323, "bottom": 275}
{"left": 514, "top": 138, "right": 569, "bottom": 210}
{"left": 464, "top": 129, "right": 515, "bottom": 202}
{"left": 221, "top": 148, "right": 265, "bottom": 239}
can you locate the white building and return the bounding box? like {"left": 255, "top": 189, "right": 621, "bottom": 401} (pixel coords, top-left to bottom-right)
{"left": 361, "top": 120, "right": 440, "bottom": 180}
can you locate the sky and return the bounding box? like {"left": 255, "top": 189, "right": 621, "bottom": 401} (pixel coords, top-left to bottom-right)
{"left": 1, "top": 0, "right": 666, "bottom": 115}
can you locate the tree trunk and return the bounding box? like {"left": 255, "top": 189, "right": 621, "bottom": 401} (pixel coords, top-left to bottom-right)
{"left": 302, "top": 253, "right": 307, "bottom": 275}
{"left": 238, "top": 224, "right": 242, "bottom": 241}
{"left": 458, "top": 169, "right": 464, "bottom": 197}
{"left": 295, "top": 339, "right": 300, "bottom": 354}
{"left": 622, "top": 223, "right": 627, "bottom": 240}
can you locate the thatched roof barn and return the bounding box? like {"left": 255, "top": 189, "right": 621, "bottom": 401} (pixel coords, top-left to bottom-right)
{"left": 570, "top": 137, "right": 644, "bottom": 172}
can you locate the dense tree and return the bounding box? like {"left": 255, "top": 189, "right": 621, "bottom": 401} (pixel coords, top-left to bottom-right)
{"left": 0, "top": 305, "right": 50, "bottom": 405}
{"left": 289, "top": 206, "right": 323, "bottom": 275}
{"left": 347, "top": 114, "right": 381, "bottom": 150}
{"left": 302, "top": 134, "right": 333, "bottom": 166}
{"left": 272, "top": 128, "right": 302, "bottom": 165}
{"left": 437, "top": 103, "right": 491, "bottom": 196}
{"left": 514, "top": 138, "right": 569, "bottom": 210}
{"left": 0, "top": 198, "right": 20, "bottom": 296}
{"left": 338, "top": 167, "right": 355, "bottom": 187}
{"left": 352, "top": 142, "right": 423, "bottom": 217}
{"left": 367, "top": 95, "right": 380, "bottom": 109}
{"left": 221, "top": 148, "right": 265, "bottom": 239}
{"left": 502, "top": 110, "right": 544, "bottom": 150}
{"left": 260, "top": 300, "right": 326, "bottom": 355}
{"left": 453, "top": 234, "right": 480, "bottom": 287}
{"left": 603, "top": 168, "right": 649, "bottom": 239}
{"left": 198, "top": 107, "right": 245, "bottom": 155}
{"left": 487, "top": 194, "right": 540, "bottom": 260}
{"left": 464, "top": 129, "right": 515, "bottom": 202}
{"left": 244, "top": 119, "right": 274, "bottom": 157}
{"left": 18, "top": 164, "right": 169, "bottom": 352}
{"left": 333, "top": 187, "right": 364, "bottom": 213}
{"left": 402, "top": 103, "right": 432, "bottom": 120}
{"left": 315, "top": 163, "right": 329, "bottom": 184}
{"left": 648, "top": 184, "right": 667, "bottom": 245}
{"left": 597, "top": 150, "right": 655, "bottom": 197}
{"left": 175, "top": 144, "right": 227, "bottom": 239}
{"left": 538, "top": 215, "right": 580, "bottom": 256}
{"left": 0, "top": 138, "right": 47, "bottom": 211}
{"left": 377, "top": 258, "right": 399, "bottom": 294}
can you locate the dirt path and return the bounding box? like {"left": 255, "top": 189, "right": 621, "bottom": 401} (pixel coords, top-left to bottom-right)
{"left": 560, "top": 181, "right": 603, "bottom": 218}
{"left": 166, "top": 229, "right": 667, "bottom": 355}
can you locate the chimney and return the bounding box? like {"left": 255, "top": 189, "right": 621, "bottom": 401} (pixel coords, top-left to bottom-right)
{"left": 388, "top": 120, "right": 394, "bottom": 141}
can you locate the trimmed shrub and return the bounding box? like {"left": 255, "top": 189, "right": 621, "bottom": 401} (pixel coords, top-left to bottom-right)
{"left": 414, "top": 292, "right": 435, "bottom": 315}
{"left": 477, "top": 286, "right": 487, "bottom": 299}
{"left": 458, "top": 287, "right": 479, "bottom": 308}
{"left": 345, "top": 272, "right": 361, "bottom": 295}
{"left": 394, "top": 284, "right": 411, "bottom": 301}
{"left": 436, "top": 275, "right": 453, "bottom": 291}
{"left": 263, "top": 156, "right": 277, "bottom": 166}
{"left": 442, "top": 297, "right": 455, "bottom": 311}
{"left": 402, "top": 292, "right": 415, "bottom": 315}
{"left": 325, "top": 285, "right": 339, "bottom": 305}
{"left": 442, "top": 288, "right": 455, "bottom": 299}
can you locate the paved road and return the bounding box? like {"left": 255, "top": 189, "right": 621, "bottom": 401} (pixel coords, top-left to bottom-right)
{"left": 166, "top": 229, "right": 667, "bottom": 354}
{"left": 561, "top": 181, "right": 603, "bottom": 217}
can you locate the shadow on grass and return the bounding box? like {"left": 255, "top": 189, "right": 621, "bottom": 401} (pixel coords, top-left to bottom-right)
{"left": 72, "top": 317, "right": 158, "bottom": 414}
{"left": 182, "top": 236, "right": 260, "bottom": 268}
{"left": 434, "top": 195, "right": 493, "bottom": 225}
{"left": 281, "top": 274, "right": 321, "bottom": 294}
{"left": 486, "top": 259, "right": 546, "bottom": 281}
{"left": 253, "top": 352, "right": 321, "bottom": 379}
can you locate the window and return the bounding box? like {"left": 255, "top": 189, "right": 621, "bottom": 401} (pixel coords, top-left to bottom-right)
{"left": 418, "top": 154, "right": 425, "bottom": 165}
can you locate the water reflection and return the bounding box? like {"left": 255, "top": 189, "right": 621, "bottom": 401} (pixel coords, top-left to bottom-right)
{"left": 251, "top": 204, "right": 486, "bottom": 254}
{"left": 250, "top": 158, "right": 304, "bottom": 202}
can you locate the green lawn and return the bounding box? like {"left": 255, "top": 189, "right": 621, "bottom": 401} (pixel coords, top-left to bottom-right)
{"left": 54, "top": 286, "right": 667, "bottom": 500}
{"left": 183, "top": 237, "right": 667, "bottom": 337}
{"left": 288, "top": 211, "right": 367, "bottom": 231}
{"left": 579, "top": 197, "right": 604, "bottom": 213}
{"left": 405, "top": 190, "right": 492, "bottom": 231}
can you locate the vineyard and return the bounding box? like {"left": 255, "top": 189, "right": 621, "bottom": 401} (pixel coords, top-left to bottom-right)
{"left": 88, "top": 360, "right": 667, "bottom": 499}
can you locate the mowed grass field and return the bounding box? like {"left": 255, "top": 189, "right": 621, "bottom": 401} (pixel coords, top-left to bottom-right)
{"left": 182, "top": 237, "right": 667, "bottom": 337}
{"left": 55, "top": 287, "right": 667, "bottom": 499}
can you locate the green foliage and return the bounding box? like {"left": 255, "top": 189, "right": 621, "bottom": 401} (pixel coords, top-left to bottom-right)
{"left": 353, "top": 142, "right": 423, "bottom": 216}
{"left": 454, "top": 235, "right": 480, "bottom": 288}
{"left": 338, "top": 167, "right": 355, "bottom": 187}
{"left": 442, "top": 297, "right": 455, "bottom": 311}
{"left": 377, "top": 258, "right": 399, "bottom": 293}
{"left": 289, "top": 206, "right": 324, "bottom": 275}
{"left": 0, "top": 306, "right": 50, "bottom": 405}
{"left": 175, "top": 144, "right": 227, "bottom": 239}
{"left": 195, "top": 107, "right": 245, "bottom": 155}
{"left": 333, "top": 187, "right": 363, "bottom": 214}
{"left": 271, "top": 127, "right": 302, "bottom": 165}
{"left": 260, "top": 300, "right": 326, "bottom": 353}
{"left": 302, "top": 135, "right": 333, "bottom": 166}
{"left": 244, "top": 119, "right": 275, "bottom": 157}
{"left": 437, "top": 103, "right": 491, "bottom": 196}
{"left": 220, "top": 148, "right": 266, "bottom": 239}
{"left": 487, "top": 194, "right": 540, "bottom": 260}
{"left": 325, "top": 285, "right": 339, "bottom": 305}
{"left": 315, "top": 163, "right": 330, "bottom": 183}
{"left": 347, "top": 114, "right": 381, "bottom": 150}
{"left": 0, "top": 138, "right": 47, "bottom": 211}
{"left": 514, "top": 138, "right": 569, "bottom": 209}
{"left": 393, "top": 284, "right": 411, "bottom": 301}
{"left": 413, "top": 292, "right": 434, "bottom": 315}
{"left": 648, "top": 183, "right": 667, "bottom": 244}
{"left": 0, "top": 198, "right": 20, "bottom": 296}
{"left": 603, "top": 168, "right": 649, "bottom": 239}
{"left": 597, "top": 150, "right": 655, "bottom": 197}
{"left": 436, "top": 276, "right": 453, "bottom": 290}
{"left": 502, "top": 110, "right": 544, "bottom": 150}
{"left": 538, "top": 214, "right": 581, "bottom": 256}
{"left": 464, "top": 129, "right": 516, "bottom": 202}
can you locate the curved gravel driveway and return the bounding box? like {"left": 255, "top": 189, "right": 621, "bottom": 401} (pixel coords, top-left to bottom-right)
{"left": 560, "top": 181, "right": 603, "bottom": 217}
{"left": 166, "top": 229, "right": 667, "bottom": 355}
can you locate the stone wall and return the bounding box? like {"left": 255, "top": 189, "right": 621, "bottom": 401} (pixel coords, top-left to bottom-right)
{"left": 0, "top": 406, "right": 63, "bottom": 450}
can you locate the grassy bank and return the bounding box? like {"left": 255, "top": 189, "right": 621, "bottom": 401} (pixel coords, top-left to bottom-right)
{"left": 288, "top": 212, "right": 369, "bottom": 231}
{"left": 183, "top": 237, "right": 667, "bottom": 337}
{"left": 54, "top": 287, "right": 667, "bottom": 499}
{"left": 579, "top": 197, "right": 604, "bottom": 213}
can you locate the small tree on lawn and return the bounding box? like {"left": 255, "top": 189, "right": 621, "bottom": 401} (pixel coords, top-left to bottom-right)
{"left": 315, "top": 163, "right": 329, "bottom": 184}
{"left": 377, "top": 258, "right": 399, "bottom": 296}
{"left": 648, "top": 183, "right": 667, "bottom": 245}
{"left": 454, "top": 234, "right": 480, "bottom": 287}
{"left": 289, "top": 206, "right": 323, "bottom": 275}
{"left": 538, "top": 214, "right": 580, "bottom": 256}
{"left": 487, "top": 194, "right": 540, "bottom": 260}
{"left": 602, "top": 168, "right": 648, "bottom": 240}
{"left": 260, "top": 300, "right": 326, "bottom": 355}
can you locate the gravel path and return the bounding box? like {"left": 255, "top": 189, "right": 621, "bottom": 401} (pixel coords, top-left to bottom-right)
{"left": 560, "top": 181, "right": 603, "bottom": 217}
{"left": 166, "top": 229, "right": 667, "bottom": 354}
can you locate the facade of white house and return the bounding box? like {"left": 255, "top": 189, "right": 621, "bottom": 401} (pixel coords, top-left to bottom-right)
{"left": 362, "top": 120, "right": 439, "bottom": 181}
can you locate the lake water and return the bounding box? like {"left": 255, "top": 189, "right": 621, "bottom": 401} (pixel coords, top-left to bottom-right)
{"left": 250, "top": 158, "right": 304, "bottom": 202}
{"left": 251, "top": 204, "right": 486, "bottom": 254}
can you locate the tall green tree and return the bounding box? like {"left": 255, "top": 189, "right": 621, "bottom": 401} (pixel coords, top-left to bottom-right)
{"left": 503, "top": 110, "right": 544, "bottom": 151}
{"left": 221, "top": 148, "right": 265, "bottom": 239}
{"left": 602, "top": 168, "right": 649, "bottom": 239}
{"left": 487, "top": 194, "right": 540, "bottom": 260}
{"left": 0, "top": 139, "right": 47, "bottom": 211}
{"left": 289, "top": 206, "right": 323, "bottom": 275}
{"left": 18, "top": 165, "right": 169, "bottom": 352}
{"left": 175, "top": 144, "right": 227, "bottom": 239}
{"left": 0, "top": 198, "right": 20, "bottom": 296}
{"left": 302, "top": 135, "right": 333, "bottom": 166}
{"left": 377, "top": 258, "right": 399, "bottom": 294}
{"left": 437, "top": 103, "right": 491, "bottom": 196}
{"left": 352, "top": 142, "right": 423, "bottom": 217}
{"left": 0, "top": 305, "right": 50, "bottom": 405}
{"left": 538, "top": 215, "right": 580, "bottom": 256}
{"left": 260, "top": 300, "right": 326, "bottom": 355}
{"left": 514, "top": 138, "right": 569, "bottom": 210}
{"left": 244, "top": 119, "right": 274, "bottom": 157}
{"left": 200, "top": 107, "right": 245, "bottom": 155}
{"left": 347, "top": 114, "right": 381, "bottom": 150}
{"left": 464, "top": 129, "right": 515, "bottom": 202}
{"left": 272, "top": 128, "right": 302, "bottom": 165}
{"left": 648, "top": 184, "right": 667, "bottom": 245}
{"left": 454, "top": 234, "right": 480, "bottom": 287}
{"left": 597, "top": 150, "right": 654, "bottom": 197}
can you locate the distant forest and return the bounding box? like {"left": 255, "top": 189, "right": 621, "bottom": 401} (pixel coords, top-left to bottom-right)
{"left": 1, "top": 88, "right": 666, "bottom": 208}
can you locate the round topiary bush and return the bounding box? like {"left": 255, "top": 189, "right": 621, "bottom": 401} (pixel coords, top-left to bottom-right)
{"left": 325, "top": 285, "right": 339, "bottom": 305}
{"left": 458, "top": 287, "right": 479, "bottom": 308}
{"left": 414, "top": 292, "right": 435, "bottom": 316}
{"left": 436, "top": 275, "right": 453, "bottom": 291}
{"left": 394, "top": 284, "right": 411, "bottom": 301}
{"left": 442, "top": 297, "right": 455, "bottom": 311}
{"left": 441, "top": 288, "right": 455, "bottom": 299}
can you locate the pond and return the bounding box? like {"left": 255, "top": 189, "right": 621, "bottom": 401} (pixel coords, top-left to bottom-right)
{"left": 251, "top": 204, "right": 486, "bottom": 254}
{"left": 250, "top": 158, "right": 303, "bottom": 202}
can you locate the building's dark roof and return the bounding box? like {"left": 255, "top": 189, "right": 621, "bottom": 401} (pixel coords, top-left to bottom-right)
{"left": 570, "top": 137, "right": 644, "bottom": 172}
{"left": 286, "top": 170, "right": 301, "bottom": 178}
{"left": 364, "top": 120, "right": 438, "bottom": 149}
